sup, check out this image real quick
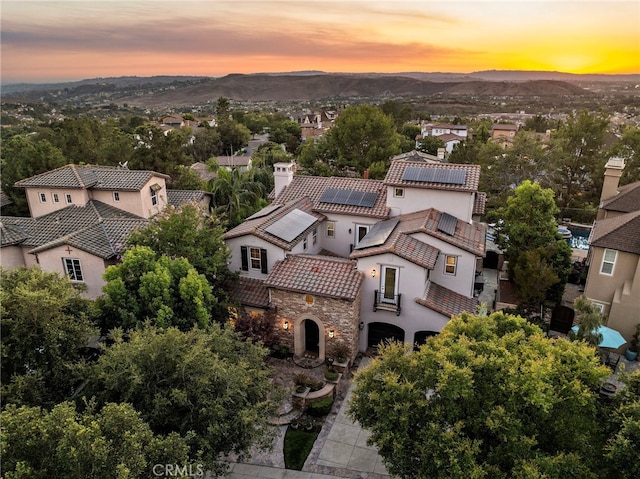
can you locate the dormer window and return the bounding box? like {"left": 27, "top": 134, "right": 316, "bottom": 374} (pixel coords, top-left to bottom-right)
{"left": 150, "top": 184, "right": 161, "bottom": 206}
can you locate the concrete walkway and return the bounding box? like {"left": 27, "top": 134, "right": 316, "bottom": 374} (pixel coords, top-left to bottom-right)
{"left": 223, "top": 358, "right": 392, "bottom": 479}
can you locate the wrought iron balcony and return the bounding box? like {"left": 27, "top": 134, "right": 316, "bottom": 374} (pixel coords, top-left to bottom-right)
{"left": 373, "top": 290, "right": 402, "bottom": 316}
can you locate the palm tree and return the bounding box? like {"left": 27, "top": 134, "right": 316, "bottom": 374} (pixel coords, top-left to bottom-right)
{"left": 209, "top": 167, "right": 265, "bottom": 227}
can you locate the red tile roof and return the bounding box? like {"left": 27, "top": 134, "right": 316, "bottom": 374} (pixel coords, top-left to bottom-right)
{"left": 265, "top": 254, "right": 363, "bottom": 300}
{"left": 591, "top": 210, "right": 640, "bottom": 255}
{"left": 275, "top": 176, "right": 389, "bottom": 219}
{"left": 352, "top": 208, "right": 485, "bottom": 262}
{"left": 383, "top": 160, "right": 480, "bottom": 192}
{"left": 415, "top": 281, "right": 478, "bottom": 318}
{"left": 224, "top": 198, "right": 325, "bottom": 250}
{"left": 230, "top": 277, "right": 270, "bottom": 308}
{"left": 473, "top": 192, "right": 486, "bottom": 216}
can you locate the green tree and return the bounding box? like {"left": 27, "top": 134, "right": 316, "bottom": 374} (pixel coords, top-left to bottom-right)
{"left": 417, "top": 135, "right": 445, "bottom": 156}
{"left": 130, "top": 125, "right": 193, "bottom": 178}
{"left": 548, "top": 110, "right": 610, "bottom": 209}
{"left": 1, "top": 267, "right": 97, "bottom": 408}
{"left": 217, "top": 121, "right": 251, "bottom": 156}
{"left": 569, "top": 296, "right": 605, "bottom": 347}
{"left": 126, "top": 203, "right": 235, "bottom": 321}
{"left": 0, "top": 135, "right": 68, "bottom": 215}
{"left": 611, "top": 125, "right": 640, "bottom": 185}
{"left": 349, "top": 311, "right": 610, "bottom": 479}
{"left": 268, "top": 119, "right": 302, "bottom": 154}
{"left": 381, "top": 100, "right": 415, "bottom": 128}
{"left": 98, "top": 246, "right": 214, "bottom": 331}
{"left": 325, "top": 104, "right": 401, "bottom": 173}
{"left": 187, "top": 127, "right": 222, "bottom": 162}
{"left": 85, "top": 324, "right": 278, "bottom": 475}
{"left": 496, "top": 181, "right": 572, "bottom": 310}
{"left": 0, "top": 401, "right": 190, "bottom": 479}
{"left": 209, "top": 167, "right": 265, "bottom": 227}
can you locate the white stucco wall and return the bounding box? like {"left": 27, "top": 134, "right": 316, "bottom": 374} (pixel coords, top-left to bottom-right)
{"left": 0, "top": 246, "right": 27, "bottom": 269}
{"left": 25, "top": 188, "right": 91, "bottom": 218}
{"left": 317, "top": 213, "right": 380, "bottom": 258}
{"left": 226, "top": 236, "right": 287, "bottom": 279}
{"left": 385, "top": 188, "right": 474, "bottom": 220}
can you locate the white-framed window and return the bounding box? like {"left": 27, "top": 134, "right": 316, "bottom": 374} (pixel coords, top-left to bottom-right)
{"left": 150, "top": 188, "right": 158, "bottom": 206}
{"left": 600, "top": 249, "right": 617, "bottom": 275}
{"left": 52, "top": 193, "right": 60, "bottom": 203}
{"left": 326, "top": 221, "right": 335, "bottom": 238}
{"left": 394, "top": 187, "right": 404, "bottom": 198}
{"left": 381, "top": 265, "right": 399, "bottom": 304}
{"left": 355, "top": 224, "right": 370, "bottom": 246}
{"left": 312, "top": 228, "right": 318, "bottom": 245}
{"left": 63, "top": 258, "right": 84, "bottom": 282}
{"left": 303, "top": 237, "right": 308, "bottom": 250}
{"left": 113, "top": 191, "right": 120, "bottom": 202}
{"left": 65, "top": 194, "right": 72, "bottom": 204}
{"left": 444, "top": 255, "right": 457, "bottom": 275}
{"left": 39, "top": 192, "right": 47, "bottom": 203}
{"left": 250, "top": 247, "right": 261, "bottom": 270}
{"left": 592, "top": 302, "right": 605, "bottom": 313}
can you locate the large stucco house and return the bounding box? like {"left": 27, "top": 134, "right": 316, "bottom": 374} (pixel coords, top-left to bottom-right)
{"left": 583, "top": 158, "right": 640, "bottom": 345}
{"left": 225, "top": 159, "right": 486, "bottom": 361}
{"left": 0, "top": 164, "right": 211, "bottom": 298}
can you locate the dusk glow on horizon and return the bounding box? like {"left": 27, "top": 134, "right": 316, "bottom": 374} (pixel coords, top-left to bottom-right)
{"left": 2, "top": 0, "right": 639, "bottom": 83}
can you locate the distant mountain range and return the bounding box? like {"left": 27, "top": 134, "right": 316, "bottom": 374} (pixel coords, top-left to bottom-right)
{"left": 2, "top": 70, "right": 638, "bottom": 105}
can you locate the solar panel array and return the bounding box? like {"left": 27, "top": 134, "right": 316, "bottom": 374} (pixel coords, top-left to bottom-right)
{"left": 355, "top": 218, "right": 400, "bottom": 250}
{"left": 319, "top": 188, "right": 378, "bottom": 208}
{"left": 402, "top": 167, "right": 467, "bottom": 185}
{"left": 264, "top": 209, "right": 317, "bottom": 242}
{"left": 246, "top": 204, "right": 282, "bottom": 220}
{"left": 437, "top": 213, "right": 458, "bottom": 236}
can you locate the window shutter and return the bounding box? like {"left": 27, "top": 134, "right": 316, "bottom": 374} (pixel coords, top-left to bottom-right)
{"left": 260, "top": 248, "right": 268, "bottom": 274}
{"left": 240, "top": 246, "right": 248, "bottom": 271}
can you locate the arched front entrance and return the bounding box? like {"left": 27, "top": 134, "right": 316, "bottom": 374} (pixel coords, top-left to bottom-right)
{"left": 304, "top": 319, "right": 320, "bottom": 355}
{"left": 293, "top": 316, "right": 326, "bottom": 360}
{"left": 367, "top": 322, "right": 405, "bottom": 349}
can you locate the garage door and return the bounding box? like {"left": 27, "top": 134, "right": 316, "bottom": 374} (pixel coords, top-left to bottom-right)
{"left": 367, "top": 322, "right": 405, "bottom": 349}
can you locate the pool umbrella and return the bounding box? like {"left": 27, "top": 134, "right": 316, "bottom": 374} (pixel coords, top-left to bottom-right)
{"left": 570, "top": 325, "right": 627, "bottom": 349}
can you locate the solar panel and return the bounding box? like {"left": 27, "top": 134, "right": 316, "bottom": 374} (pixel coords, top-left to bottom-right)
{"left": 355, "top": 218, "right": 400, "bottom": 249}
{"left": 319, "top": 188, "right": 378, "bottom": 208}
{"left": 246, "top": 204, "right": 282, "bottom": 220}
{"left": 401, "top": 167, "right": 466, "bottom": 185}
{"left": 264, "top": 209, "right": 317, "bottom": 242}
{"left": 437, "top": 213, "right": 458, "bottom": 236}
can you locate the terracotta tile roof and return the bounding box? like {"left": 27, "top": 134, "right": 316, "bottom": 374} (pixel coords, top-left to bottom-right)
{"left": 383, "top": 160, "right": 480, "bottom": 192}
{"left": 590, "top": 210, "right": 640, "bottom": 255}
{"left": 230, "top": 277, "right": 270, "bottom": 308}
{"left": 435, "top": 133, "right": 464, "bottom": 142}
{"left": 190, "top": 162, "right": 217, "bottom": 182}
{"left": 265, "top": 254, "right": 363, "bottom": 300}
{"left": 275, "top": 176, "right": 389, "bottom": 219}
{"left": 167, "top": 189, "right": 210, "bottom": 207}
{"left": 473, "top": 192, "right": 487, "bottom": 216}
{"left": 351, "top": 208, "right": 485, "bottom": 261}
{"left": 415, "top": 281, "right": 478, "bottom": 318}
{"left": 1, "top": 201, "right": 146, "bottom": 258}
{"left": 216, "top": 156, "right": 252, "bottom": 167}
{"left": 14, "top": 165, "right": 169, "bottom": 191}
{"left": 223, "top": 197, "right": 325, "bottom": 250}
{"left": 601, "top": 181, "right": 640, "bottom": 213}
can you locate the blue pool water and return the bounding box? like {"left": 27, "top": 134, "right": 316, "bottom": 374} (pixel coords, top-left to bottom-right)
{"left": 566, "top": 226, "right": 591, "bottom": 251}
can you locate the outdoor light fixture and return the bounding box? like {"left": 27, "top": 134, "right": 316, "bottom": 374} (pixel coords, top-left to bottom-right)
{"left": 359, "top": 321, "right": 365, "bottom": 331}
{"left": 283, "top": 321, "right": 289, "bottom": 330}
{"left": 329, "top": 330, "right": 335, "bottom": 339}
{"left": 371, "top": 269, "right": 376, "bottom": 277}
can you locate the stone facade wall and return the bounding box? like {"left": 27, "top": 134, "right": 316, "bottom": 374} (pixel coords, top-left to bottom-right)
{"left": 270, "top": 288, "right": 362, "bottom": 361}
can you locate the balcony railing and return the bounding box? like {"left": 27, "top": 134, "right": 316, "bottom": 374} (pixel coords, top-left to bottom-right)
{"left": 373, "top": 290, "right": 402, "bottom": 316}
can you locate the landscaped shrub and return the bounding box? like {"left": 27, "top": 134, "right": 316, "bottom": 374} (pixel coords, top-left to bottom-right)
{"left": 307, "top": 380, "right": 324, "bottom": 392}
{"left": 271, "top": 344, "right": 292, "bottom": 359}
{"left": 307, "top": 396, "right": 334, "bottom": 417}
{"left": 324, "top": 368, "right": 339, "bottom": 381}
{"left": 331, "top": 340, "right": 350, "bottom": 363}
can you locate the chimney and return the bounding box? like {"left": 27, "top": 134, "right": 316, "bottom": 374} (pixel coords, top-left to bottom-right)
{"left": 363, "top": 168, "right": 369, "bottom": 179}
{"left": 273, "top": 162, "right": 295, "bottom": 198}
{"left": 437, "top": 148, "right": 445, "bottom": 161}
{"left": 597, "top": 157, "right": 625, "bottom": 220}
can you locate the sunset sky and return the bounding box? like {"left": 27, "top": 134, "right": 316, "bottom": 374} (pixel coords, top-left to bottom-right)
{"left": 2, "top": 0, "right": 639, "bottom": 83}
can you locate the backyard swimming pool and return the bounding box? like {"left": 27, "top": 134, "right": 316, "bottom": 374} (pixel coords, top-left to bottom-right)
{"left": 565, "top": 225, "right": 591, "bottom": 251}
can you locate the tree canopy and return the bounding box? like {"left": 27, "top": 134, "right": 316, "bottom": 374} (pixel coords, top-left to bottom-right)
{"left": 84, "top": 324, "right": 278, "bottom": 474}
{"left": 98, "top": 246, "right": 214, "bottom": 331}
{"left": 349, "top": 311, "right": 611, "bottom": 479}
{"left": 1, "top": 267, "right": 97, "bottom": 408}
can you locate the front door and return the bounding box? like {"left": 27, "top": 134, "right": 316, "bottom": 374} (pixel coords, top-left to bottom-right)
{"left": 380, "top": 265, "right": 398, "bottom": 303}
{"left": 304, "top": 319, "right": 320, "bottom": 355}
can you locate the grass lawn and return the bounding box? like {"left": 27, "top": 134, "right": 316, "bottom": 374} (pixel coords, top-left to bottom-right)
{"left": 283, "top": 427, "right": 319, "bottom": 470}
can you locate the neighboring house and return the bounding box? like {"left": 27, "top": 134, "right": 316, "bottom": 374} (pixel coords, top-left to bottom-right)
{"left": 292, "top": 110, "right": 335, "bottom": 139}
{"left": 215, "top": 155, "right": 253, "bottom": 172}
{"left": 225, "top": 159, "right": 486, "bottom": 360}
{"left": 189, "top": 162, "right": 218, "bottom": 183}
{"left": 1, "top": 164, "right": 207, "bottom": 298}
{"left": 420, "top": 122, "right": 468, "bottom": 139}
{"left": 391, "top": 150, "right": 442, "bottom": 163}
{"left": 583, "top": 158, "right": 640, "bottom": 345}
{"left": 490, "top": 123, "right": 518, "bottom": 148}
